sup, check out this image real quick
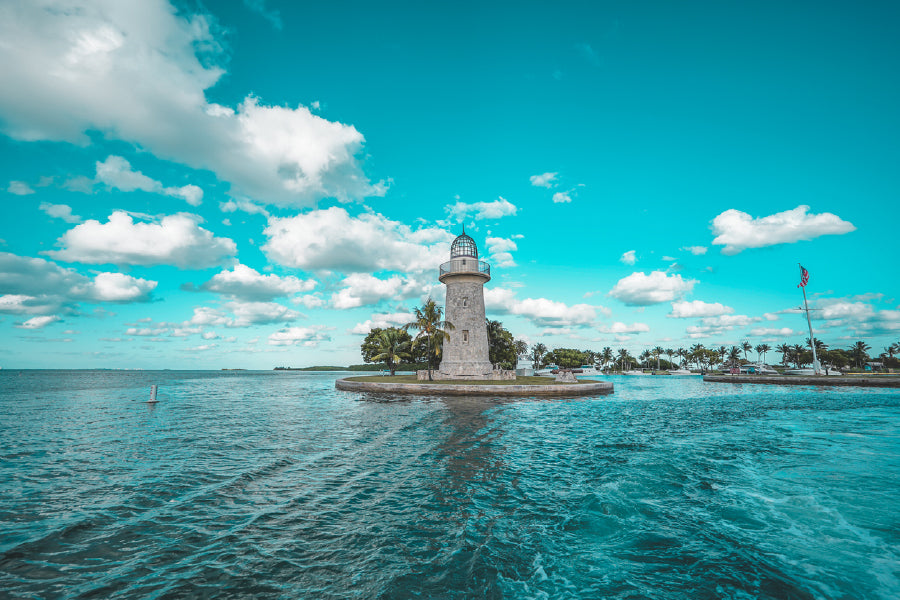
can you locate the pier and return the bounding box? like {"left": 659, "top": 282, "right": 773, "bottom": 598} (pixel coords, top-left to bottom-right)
{"left": 704, "top": 374, "right": 900, "bottom": 388}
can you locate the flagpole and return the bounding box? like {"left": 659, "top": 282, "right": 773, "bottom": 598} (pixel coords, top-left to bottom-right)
{"left": 799, "top": 263, "right": 821, "bottom": 375}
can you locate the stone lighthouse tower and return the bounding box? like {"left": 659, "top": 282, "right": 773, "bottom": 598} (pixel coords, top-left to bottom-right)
{"left": 435, "top": 229, "right": 503, "bottom": 380}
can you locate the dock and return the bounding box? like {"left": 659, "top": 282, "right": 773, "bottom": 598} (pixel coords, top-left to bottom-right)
{"left": 703, "top": 374, "right": 900, "bottom": 388}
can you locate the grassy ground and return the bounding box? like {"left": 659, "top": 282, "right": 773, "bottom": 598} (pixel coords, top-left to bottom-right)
{"left": 341, "top": 375, "right": 598, "bottom": 385}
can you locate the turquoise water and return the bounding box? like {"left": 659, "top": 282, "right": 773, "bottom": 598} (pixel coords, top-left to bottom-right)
{"left": 1, "top": 370, "right": 898, "bottom": 599}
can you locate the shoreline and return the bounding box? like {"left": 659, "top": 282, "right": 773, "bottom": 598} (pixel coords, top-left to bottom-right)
{"left": 704, "top": 374, "right": 900, "bottom": 388}
{"left": 335, "top": 377, "right": 614, "bottom": 397}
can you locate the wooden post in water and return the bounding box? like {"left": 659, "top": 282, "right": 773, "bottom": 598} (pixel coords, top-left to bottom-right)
{"left": 148, "top": 384, "right": 159, "bottom": 403}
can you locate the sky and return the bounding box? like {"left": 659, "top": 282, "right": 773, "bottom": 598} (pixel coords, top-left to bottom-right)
{"left": 1, "top": 0, "right": 898, "bottom": 369}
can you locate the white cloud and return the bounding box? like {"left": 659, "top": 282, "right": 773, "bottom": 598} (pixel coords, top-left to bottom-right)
{"left": 485, "top": 236, "right": 517, "bottom": 268}
{"left": 293, "top": 294, "right": 325, "bottom": 309}
{"left": 0, "top": 252, "right": 156, "bottom": 314}
{"left": 47, "top": 211, "right": 236, "bottom": 268}
{"left": 219, "top": 198, "right": 270, "bottom": 216}
{"left": 86, "top": 272, "right": 157, "bottom": 302}
{"left": 16, "top": 315, "right": 61, "bottom": 329}
{"left": 529, "top": 172, "right": 558, "bottom": 188}
{"left": 685, "top": 314, "right": 762, "bottom": 338}
{"left": 445, "top": 197, "right": 518, "bottom": 222}
{"left": 95, "top": 156, "right": 204, "bottom": 206}
{"left": 350, "top": 311, "right": 416, "bottom": 334}
{"left": 668, "top": 300, "right": 734, "bottom": 319}
{"left": 602, "top": 322, "right": 650, "bottom": 334}
{"left": 552, "top": 191, "right": 572, "bottom": 203}
{"left": 268, "top": 326, "right": 330, "bottom": 346}
{"left": 201, "top": 263, "right": 315, "bottom": 300}
{"left": 0, "top": 1, "right": 380, "bottom": 207}
{"left": 226, "top": 301, "right": 299, "bottom": 327}
{"left": 331, "top": 274, "right": 412, "bottom": 309}
{"left": 711, "top": 205, "right": 855, "bottom": 255}
{"left": 7, "top": 181, "right": 34, "bottom": 195}
{"left": 609, "top": 271, "right": 697, "bottom": 306}
{"left": 749, "top": 327, "right": 796, "bottom": 337}
{"left": 484, "top": 287, "right": 599, "bottom": 328}
{"left": 681, "top": 245, "right": 707, "bottom": 255}
{"left": 262, "top": 207, "right": 453, "bottom": 273}
{"left": 619, "top": 250, "right": 636, "bottom": 265}
{"left": 185, "top": 301, "right": 298, "bottom": 328}
{"left": 39, "top": 203, "right": 82, "bottom": 223}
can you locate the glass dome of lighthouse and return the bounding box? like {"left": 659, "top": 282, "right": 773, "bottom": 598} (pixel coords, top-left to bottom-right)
{"left": 450, "top": 227, "right": 478, "bottom": 258}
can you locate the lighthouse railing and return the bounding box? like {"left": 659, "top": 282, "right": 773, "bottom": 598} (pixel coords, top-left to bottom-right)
{"left": 439, "top": 259, "right": 490, "bottom": 278}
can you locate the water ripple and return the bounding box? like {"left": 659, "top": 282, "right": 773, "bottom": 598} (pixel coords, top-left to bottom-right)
{"left": 1, "top": 371, "right": 899, "bottom": 598}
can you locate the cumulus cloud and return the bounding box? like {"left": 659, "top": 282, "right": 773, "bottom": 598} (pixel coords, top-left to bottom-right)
{"left": 200, "top": 263, "right": 315, "bottom": 300}
{"left": 685, "top": 314, "right": 762, "bottom": 338}
{"left": 749, "top": 327, "right": 796, "bottom": 337}
{"left": 16, "top": 315, "right": 61, "bottom": 329}
{"left": 609, "top": 271, "right": 697, "bottom": 306}
{"left": 0, "top": 0, "right": 380, "bottom": 206}
{"left": 529, "top": 172, "right": 558, "bottom": 188}
{"left": 268, "top": 326, "right": 330, "bottom": 346}
{"left": 485, "top": 236, "right": 517, "bottom": 268}
{"left": 445, "top": 197, "right": 518, "bottom": 222}
{"left": 668, "top": 300, "right": 734, "bottom": 319}
{"left": 485, "top": 287, "right": 599, "bottom": 328}
{"left": 0, "top": 252, "right": 156, "bottom": 315}
{"left": 812, "top": 297, "right": 900, "bottom": 337}
{"left": 552, "top": 191, "right": 572, "bottom": 203}
{"left": 681, "top": 245, "right": 707, "bottom": 255}
{"left": 619, "top": 250, "right": 636, "bottom": 265}
{"left": 95, "top": 155, "right": 203, "bottom": 206}
{"left": 39, "top": 202, "right": 82, "bottom": 223}
{"left": 185, "top": 301, "right": 299, "bottom": 328}
{"left": 7, "top": 181, "right": 34, "bottom": 195}
{"left": 601, "top": 322, "right": 650, "bottom": 334}
{"left": 350, "top": 311, "right": 416, "bottom": 334}
{"left": 87, "top": 272, "right": 157, "bottom": 302}
{"left": 47, "top": 211, "right": 236, "bottom": 268}
{"left": 331, "top": 274, "right": 416, "bottom": 309}
{"left": 711, "top": 205, "right": 855, "bottom": 255}
{"left": 262, "top": 207, "right": 453, "bottom": 273}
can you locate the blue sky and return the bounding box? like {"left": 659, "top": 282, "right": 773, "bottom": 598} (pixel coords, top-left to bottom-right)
{"left": 1, "top": 0, "right": 898, "bottom": 369}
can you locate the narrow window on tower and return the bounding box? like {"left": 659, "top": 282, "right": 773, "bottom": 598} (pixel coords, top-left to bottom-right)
{"left": 462, "top": 297, "right": 468, "bottom": 307}
{"left": 462, "top": 330, "right": 469, "bottom": 343}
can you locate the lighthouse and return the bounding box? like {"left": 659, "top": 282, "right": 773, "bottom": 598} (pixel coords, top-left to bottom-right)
{"left": 433, "top": 229, "right": 512, "bottom": 380}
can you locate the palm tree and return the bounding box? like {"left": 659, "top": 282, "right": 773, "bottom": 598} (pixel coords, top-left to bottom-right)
{"left": 617, "top": 348, "right": 630, "bottom": 371}
{"left": 370, "top": 328, "right": 412, "bottom": 376}
{"left": 718, "top": 345, "right": 727, "bottom": 366}
{"left": 850, "top": 341, "right": 870, "bottom": 369}
{"left": 529, "top": 342, "right": 547, "bottom": 370}
{"left": 741, "top": 341, "right": 752, "bottom": 362}
{"left": 676, "top": 348, "right": 687, "bottom": 368}
{"left": 665, "top": 348, "right": 674, "bottom": 369}
{"left": 757, "top": 343, "right": 770, "bottom": 365}
{"left": 653, "top": 346, "right": 664, "bottom": 371}
{"left": 792, "top": 344, "right": 805, "bottom": 368}
{"left": 729, "top": 346, "right": 741, "bottom": 369}
{"left": 405, "top": 299, "right": 453, "bottom": 381}
{"left": 777, "top": 343, "right": 791, "bottom": 367}
{"left": 601, "top": 347, "right": 613, "bottom": 370}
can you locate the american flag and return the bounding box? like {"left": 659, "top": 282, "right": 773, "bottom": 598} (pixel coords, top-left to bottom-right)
{"left": 798, "top": 265, "right": 809, "bottom": 288}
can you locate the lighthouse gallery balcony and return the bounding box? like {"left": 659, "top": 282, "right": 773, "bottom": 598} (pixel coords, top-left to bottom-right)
{"left": 439, "top": 258, "right": 491, "bottom": 281}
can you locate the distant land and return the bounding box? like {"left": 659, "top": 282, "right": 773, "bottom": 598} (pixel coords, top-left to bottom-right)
{"left": 274, "top": 363, "right": 424, "bottom": 372}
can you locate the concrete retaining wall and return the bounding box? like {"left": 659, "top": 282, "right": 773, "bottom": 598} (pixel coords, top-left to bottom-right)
{"left": 703, "top": 374, "right": 900, "bottom": 388}
{"left": 336, "top": 378, "right": 614, "bottom": 397}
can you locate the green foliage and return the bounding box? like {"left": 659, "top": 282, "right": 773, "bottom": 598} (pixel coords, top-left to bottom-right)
{"left": 367, "top": 328, "right": 413, "bottom": 375}
{"left": 545, "top": 348, "right": 590, "bottom": 369}
{"left": 530, "top": 343, "right": 547, "bottom": 370}
{"left": 361, "top": 327, "right": 413, "bottom": 363}
{"left": 405, "top": 299, "right": 453, "bottom": 378}
{"left": 487, "top": 319, "right": 517, "bottom": 369}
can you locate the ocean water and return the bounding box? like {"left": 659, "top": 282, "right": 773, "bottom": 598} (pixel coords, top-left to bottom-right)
{"left": 1, "top": 370, "right": 898, "bottom": 599}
